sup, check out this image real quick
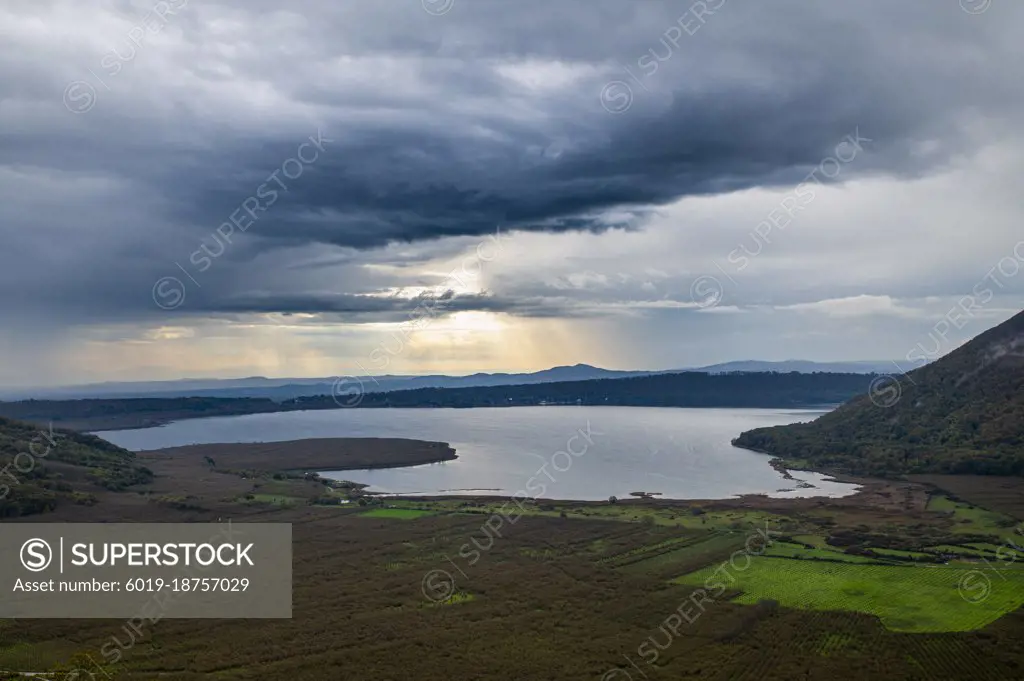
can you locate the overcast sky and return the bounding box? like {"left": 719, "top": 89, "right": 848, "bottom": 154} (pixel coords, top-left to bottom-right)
{"left": 1, "top": 0, "right": 1023, "bottom": 387}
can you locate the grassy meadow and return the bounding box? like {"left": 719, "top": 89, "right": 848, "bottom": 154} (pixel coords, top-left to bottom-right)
{"left": 675, "top": 557, "right": 1024, "bottom": 632}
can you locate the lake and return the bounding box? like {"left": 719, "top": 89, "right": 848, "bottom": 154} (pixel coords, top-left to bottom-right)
{"left": 99, "top": 406, "right": 858, "bottom": 501}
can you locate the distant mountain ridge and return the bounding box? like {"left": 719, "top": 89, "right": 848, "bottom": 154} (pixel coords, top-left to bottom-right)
{"left": 697, "top": 360, "right": 916, "bottom": 374}
{"left": 0, "top": 371, "right": 878, "bottom": 432}
{"left": 0, "top": 360, "right": 906, "bottom": 401}
{"left": 734, "top": 309, "right": 1024, "bottom": 477}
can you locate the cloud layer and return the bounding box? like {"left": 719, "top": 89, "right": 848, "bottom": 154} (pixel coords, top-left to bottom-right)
{"left": 1, "top": 0, "right": 1022, "bottom": 385}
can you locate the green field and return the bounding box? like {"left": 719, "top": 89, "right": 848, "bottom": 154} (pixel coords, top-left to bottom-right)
{"left": 764, "top": 541, "right": 887, "bottom": 564}
{"left": 791, "top": 533, "right": 829, "bottom": 548}
{"left": 675, "top": 556, "right": 1024, "bottom": 632}
{"left": 927, "top": 494, "right": 1020, "bottom": 543}
{"left": 610, "top": 532, "right": 746, "bottom": 576}
{"left": 966, "top": 542, "right": 1006, "bottom": 554}
{"left": 925, "top": 544, "right": 992, "bottom": 558}
{"left": 359, "top": 508, "right": 435, "bottom": 520}
{"left": 868, "top": 547, "right": 936, "bottom": 560}
{"left": 430, "top": 500, "right": 789, "bottom": 531}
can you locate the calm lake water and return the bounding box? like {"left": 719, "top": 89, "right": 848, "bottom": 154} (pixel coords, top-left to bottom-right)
{"left": 99, "top": 406, "right": 858, "bottom": 501}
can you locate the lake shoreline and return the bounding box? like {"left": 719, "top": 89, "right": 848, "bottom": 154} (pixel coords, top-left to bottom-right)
{"left": 100, "top": 406, "right": 856, "bottom": 502}
{"left": 0, "top": 400, "right": 847, "bottom": 434}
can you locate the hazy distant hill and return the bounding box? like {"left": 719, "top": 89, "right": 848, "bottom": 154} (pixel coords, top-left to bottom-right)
{"left": 286, "top": 370, "right": 871, "bottom": 411}
{"left": 1, "top": 361, "right": 906, "bottom": 401}
{"left": 0, "top": 372, "right": 875, "bottom": 431}
{"left": 697, "top": 360, "right": 914, "bottom": 374}
{"left": 734, "top": 310, "right": 1024, "bottom": 477}
{"left": 0, "top": 365, "right": 654, "bottom": 401}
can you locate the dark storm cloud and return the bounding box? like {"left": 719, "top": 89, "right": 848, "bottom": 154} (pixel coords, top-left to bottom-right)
{"left": 0, "top": 0, "right": 1022, "bottom": 324}
{"left": 167, "top": 2, "right": 1019, "bottom": 250}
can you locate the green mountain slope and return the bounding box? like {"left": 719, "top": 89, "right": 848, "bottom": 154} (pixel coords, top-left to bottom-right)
{"left": 733, "top": 310, "right": 1024, "bottom": 477}
{"left": 0, "top": 417, "right": 151, "bottom": 517}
